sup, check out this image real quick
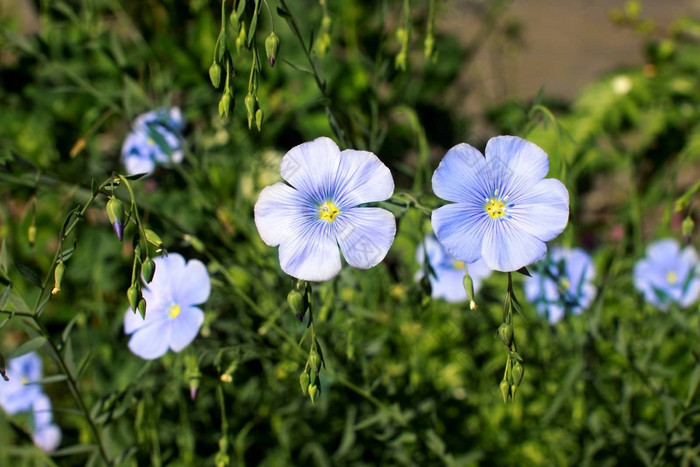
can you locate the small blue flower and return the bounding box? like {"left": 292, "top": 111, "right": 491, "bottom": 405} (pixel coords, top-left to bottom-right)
{"left": 0, "top": 351, "right": 43, "bottom": 415}
{"left": 633, "top": 239, "right": 700, "bottom": 310}
{"left": 121, "top": 107, "right": 185, "bottom": 175}
{"left": 416, "top": 234, "right": 491, "bottom": 303}
{"left": 524, "top": 246, "right": 596, "bottom": 323}
{"left": 431, "top": 136, "right": 569, "bottom": 272}
{"left": 254, "top": 137, "right": 396, "bottom": 282}
{"left": 124, "top": 253, "right": 211, "bottom": 360}
{"left": 31, "top": 394, "right": 61, "bottom": 453}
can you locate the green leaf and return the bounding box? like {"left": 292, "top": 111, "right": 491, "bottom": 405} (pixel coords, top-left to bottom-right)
{"left": 121, "top": 172, "right": 148, "bottom": 181}
{"left": 0, "top": 285, "right": 11, "bottom": 309}
{"left": 0, "top": 239, "right": 8, "bottom": 277}
{"left": 15, "top": 262, "right": 41, "bottom": 288}
{"left": 34, "top": 374, "right": 68, "bottom": 385}
{"left": 11, "top": 337, "right": 47, "bottom": 359}
{"left": 247, "top": 0, "right": 261, "bottom": 48}
{"left": 52, "top": 444, "right": 97, "bottom": 457}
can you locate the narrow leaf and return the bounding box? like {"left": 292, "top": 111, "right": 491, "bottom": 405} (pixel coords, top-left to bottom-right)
{"left": 11, "top": 337, "right": 47, "bottom": 358}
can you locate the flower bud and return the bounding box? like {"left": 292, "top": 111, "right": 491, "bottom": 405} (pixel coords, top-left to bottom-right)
{"left": 265, "top": 31, "right": 280, "bottom": 67}
{"left": 255, "top": 108, "right": 263, "bottom": 131}
{"left": 106, "top": 197, "right": 125, "bottom": 242}
{"left": 287, "top": 289, "right": 304, "bottom": 317}
{"left": 51, "top": 261, "right": 65, "bottom": 295}
{"left": 308, "top": 384, "right": 318, "bottom": 404}
{"left": 142, "top": 257, "right": 156, "bottom": 283}
{"left": 127, "top": 284, "right": 141, "bottom": 312}
{"left": 497, "top": 323, "right": 514, "bottom": 348}
{"left": 236, "top": 21, "right": 247, "bottom": 52}
{"left": 511, "top": 384, "right": 517, "bottom": 399}
{"left": 27, "top": 224, "right": 36, "bottom": 247}
{"left": 209, "top": 61, "right": 222, "bottom": 88}
{"left": 309, "top": 350, "right": 320, "bottom": 373}
{"left": 137, "top": 298, "right": 147, "bottom": 319}
{"left": 463, "top": 272, "right": 476, "bottom": 309}
{"left": 500, "top": 379, "right": 510, "bottom": 402}
{"left": 244, "top": 93, "right": 256, "bottom": 129}
{"left": 219, "top": 91, "right": 233, "bottom": 118}
{"left": 299, "top": 371, "right": 310, "bottom": 395}
{"left": 184, "top": 234, "right": 206, "bottom": 253}
{"left": 512, "top": 361, "right": 524, "bottom": 387}
{"left": 144, "top": 229, "right": 164, "bottom": 249}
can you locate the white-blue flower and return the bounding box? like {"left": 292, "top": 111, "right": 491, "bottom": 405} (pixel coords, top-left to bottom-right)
{"left": 124, "top": 253, "right": 211, "bottom": 360}
{"left": 416, "top": 234, "right": 491, "bottom": 303}
{"left": 121, "top": 107, "right": 185, "bottom": 175}
{"left": 431, "top": 136, "right": 569, "bottom": 272}
{"left": 524, "top": 246, "right": 596, "bottom": 323}
{"left": 254, "top": 137, "right": 396, "bottom": 282}
{"left": 633, "top": 239, "right": 700, "bottom": 311}
{"left": 0, "top": 351, "right": 43, "bottom": 415}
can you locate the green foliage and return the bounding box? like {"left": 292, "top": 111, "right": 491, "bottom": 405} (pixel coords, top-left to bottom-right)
{"left": 0, "top": 1, "right": 699, "bottom": 465}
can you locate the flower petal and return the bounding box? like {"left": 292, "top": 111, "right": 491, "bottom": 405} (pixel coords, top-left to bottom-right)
{"left": 431, "top": 202, "right": 489, "bottom": 264}
{"left": 254, "top": 183, "right": 308, "bottom": 247}
{"left": 128, "top": 322, "right": 170, "bottom": 360}
{"left": 168, "top": 306, "right": 204, "bottom": 353}
{"left": 33, "top": 424, "right": 61, "bottom": 452}
{"left": 485, "top": 136, "right": 550, "bottom": 199}
{"left": 335, "top": 207, "right": 396, "bottom": 269}
{"left": 332, "top": 149, "right": 394, "bottom": 207}
{"left": 174, "top": 259, "right": 210, "bottom": 306}
{"left": 32, "top": 393, "right": 53, "bottom": 428}
{"left": 647, "top": 238, "right": 680, "bottom": 263}
{"left": 481, "top": 219, "right": 547, "bottom": 271}
{"left": 278, "top": 221, "right": 342, "bottom": 281}
{"left": 432, "top": 143, "right": 490, "bottom": 203}
{"left": 280, "top": 137, "right": 341, "bottom": 199}
{"left": 508, "top": 178, "right": 569, "bottom": 241}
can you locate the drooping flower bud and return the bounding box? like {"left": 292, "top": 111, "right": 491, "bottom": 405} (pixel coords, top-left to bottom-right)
{"left": 463, "top": 272, "right": 477, "bottom": 310}
{"left": 255, "top": 108, "right": 264, "bottom": 132}
{"left": 142, "top": 257, "right": 156, "bottom": 283}
{"left": 27, "top": 224, "right": 37, "bottom": 247}
{"left": 309, "top": 349, "right": 320, "bottom": 373}
{"left": 144, "top": 229, "right": 164, "bottom": 249}
{"left": 500, "top": 379, "right": 510, "bottom": 402}
{"left": 51, "top": 261, "right": 65, "bottom": 295}
{"left": 244, "top": 93, "right": 256, "bottom": 129}
{"left": 512, "top": 361, "right": 524, "bottom": 387}
{"left": 127, "top": 284, "right": 141, "bottom": 312}
{"left": 106, "top": 197, "right": 126, "bottom": 242}
{"left": 209, "top": 61, "right": 222, "bottom": 88}
{"left": 265, "top": 31, "right": 280, "bottom": 67}
{"left": 682, "top": 215, "right": 694, "bottom": 244}
{"left": 137, "top": 298, "right": 147, "bottom": 319}
{"left": 308, "top": 384, "right": 318, "bottom": 404}
{"left": 497, "top": 323, "right": 514, "bottom": 348}
{"left": 287, "top": 289, "right": 304, "bottom": 318}
{"left": 299, "top": 370, "right": 310, "bottom": 395}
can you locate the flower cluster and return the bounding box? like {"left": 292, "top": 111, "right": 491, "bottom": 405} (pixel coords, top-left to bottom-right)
{"left": 121, "top": 107, "right": 185, "bottom": 175}
{"left": 634, "top": 239, "right": 700, "bottom": 310}
{"left": 255, "top": 137, "right": 396, "bottom": 282}
{"left": 416, "top": 234, "right": 491, "bottom": 303}
{"left": 524, "top": 246, "right": 596, "bottom": 323}
{"left": 0, "top": 352, "right": 61, "bottom": 452}
{"left": 124, "top": 253, "right": 211, "bottom": 360}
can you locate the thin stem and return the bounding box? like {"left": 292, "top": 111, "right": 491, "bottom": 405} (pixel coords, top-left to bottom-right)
{"left": 262, "top": 0, "right": 274, "bottom": 31}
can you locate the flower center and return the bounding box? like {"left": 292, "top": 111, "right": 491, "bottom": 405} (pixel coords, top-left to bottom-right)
{"left": 559, "top": 278, "right": 570, "bottom": 290}
{"left": 666, "top": 271, "right": 678, "bottom": 285}
{"left": 319, "top": 201, "right": 340, "bottom": 222}
{"left": 168, "top": 303, "right": 181, "bottom": 319}
{"left": 453, "top": 260, "right": 465, "bottom": 270}
{"left": 147, "top": 137, "right": 155, "bottom": 146}
{"left": 21, "top": 376, "right": 29, "bottom": 385}
{"left": 485, "top": 198, "right": 507, "bottom": 219}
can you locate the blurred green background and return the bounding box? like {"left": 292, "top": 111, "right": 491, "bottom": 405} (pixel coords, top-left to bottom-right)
{"left": 1, "top": 0, "right": 700, "bottom": 465}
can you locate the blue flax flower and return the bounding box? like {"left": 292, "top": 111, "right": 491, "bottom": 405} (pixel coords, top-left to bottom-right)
{"left": 416, "top": 234, "right": 492, "bottom": 303}
{"left": 0, "top": 352, "right": 61, "bottom": 452}
{"left": 524, "top": 246, "right": 596, "bottom": 323}
{"left": 254, "top": 137, "right": 396, "bottom": 282}
{"left": 431, "top": 136, "right": 569, "bottom": 272}
{"left": 633, "top": 239, "right": 700, "bottom": 310}
{"left": 124, "top": 253, "right": 211, "bottom": 359}
{"left": 121, "top": 107, "right": 185, "bottom": 175}
{"left": 0, "top": 351, "right": 43, "bottom": 415}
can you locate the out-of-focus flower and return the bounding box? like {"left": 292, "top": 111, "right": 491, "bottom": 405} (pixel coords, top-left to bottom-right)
{"left": 633, "top": 239, "right": 700, "bottom": 310}
{"left": 0, "top": 352, "right": 43, "bottom": 415}
{"left": 124, "top": 253, "right": 211, "bottom": 359}
{"left": 0, "top": 352, "right": 61, "bottom": 452}
{"left": 121, "top": 107, "right": 185, "bottom": 175}
{"left": 431, "top": 136, "right": 569, "bottom": 272}
{"left": 416, "top": 234, "right": 491, "bottom": 303}
{"left": 524, "top": 246, "right": 596, "bottom": 323}
{"left": 254, "top": 137, "right": 396, "bottom": 282}
{"left": 31, "top": 394, "right": 61, "bottom": 453}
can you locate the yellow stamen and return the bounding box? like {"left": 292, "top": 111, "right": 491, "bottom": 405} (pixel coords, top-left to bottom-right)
{"left": 169, "top": 303, "right": 181, "bottom": 319}
{"left": 453, "top": 260, "right": 465, "bottom": 270}
{"left": 485, "top": 198, "right": 507, "bottom": 219}
{"left": 560, "top": 278, "right": 570, "bottom": 289}
{"left": 319, "top": 201, "right": 340, "bottom": 222}
{"left": 666, "top": 271, "right": 678, "bottom": 285}
{"left": 147, "top": 137, "right": 155, "bottom": 146}
{"left": 21, "top": 376, "right": 29, "bottom": 385}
